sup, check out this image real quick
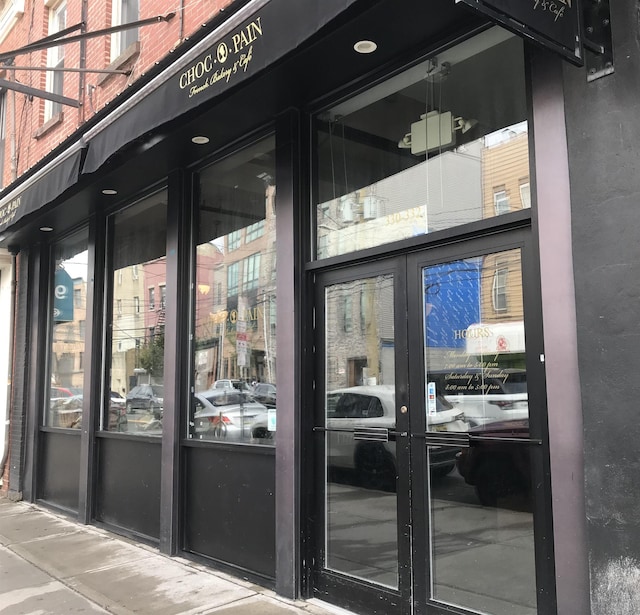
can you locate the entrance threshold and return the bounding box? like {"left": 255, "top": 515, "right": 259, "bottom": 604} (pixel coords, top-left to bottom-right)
{"left": 307, "top": 598, "right": 358, "bottom": 615}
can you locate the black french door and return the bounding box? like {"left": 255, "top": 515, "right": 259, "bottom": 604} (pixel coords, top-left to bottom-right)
{"left": 310, "top": 229, "right": 554, "bottom": 615}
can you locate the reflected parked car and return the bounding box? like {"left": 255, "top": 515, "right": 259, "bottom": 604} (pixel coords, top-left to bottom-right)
{"left": 251, "top": 385, "right": 468, "bottom": 489}
{"left": 51, "top": 390, "right": 128, "bottom": 430}
{"left": 125, "top": 384, "right": 164, "bottom": 416}
{"left": 213, "top": 379, "right": 252, "bottom": 392}
{"left": 326, "top": 385, "right": 467, "bottom": 489}
{"left": 193, "top": 389, "right": 267, "bottom": 441}
{"left": 252, "top": 383, "right": 276, "bottom": 408}
{"left": 456, "top": 418, "right": 531, "bottom": 507}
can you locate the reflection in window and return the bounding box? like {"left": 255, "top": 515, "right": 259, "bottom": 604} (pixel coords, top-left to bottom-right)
{"left": 245, "top": 220, "right": 265, "bottom": 242}
{"left": 46, "top": 230, "right": 88, "bottom": 429}
{"left": 520, "top": 182, "right": 531, "bottom": 208}
{"left": 242, "top": 253, "right": 261, "bottom": 292}
{"left": 492, "top": 265, "right": 509, "bottom": 312}
{"left": 227, "top": 262, "right": 239, "bottom": 295}
{"left": 342, "top": 295, "right": 352, "bottom": 333}
{"left": 324, "top": 274, "right": 398, "bottom": 588}
{"left": 228, "top": 229, "right": 242, "bottom": 251}
{"left": 493, "top": 189, "right": 510, "bottom": 215}
{"left": 191, "top": 136, "right": 276, "bottom": 446}
{"left": 315, "top": 28, "right": 529, "bottom": 259}
{"left": 105, "top": 190, "right": 167, "bottom": 435}
{"left": 422, "top": 249, "right": 535, "bottom": 614}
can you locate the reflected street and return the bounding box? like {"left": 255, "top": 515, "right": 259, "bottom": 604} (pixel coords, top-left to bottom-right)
{"left": 327, "top": 468, "right": 537, "bottom": 615}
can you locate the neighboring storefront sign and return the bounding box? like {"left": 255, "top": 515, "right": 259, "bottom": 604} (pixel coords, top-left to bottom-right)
{"left": 53, "top": 268, "right": 74, "bottom": 322}
{"left": 0, "top": 147, "right": 84, "bottom": 234}
{"left": 457, "top": 0, "right": 583, "bottom": 65}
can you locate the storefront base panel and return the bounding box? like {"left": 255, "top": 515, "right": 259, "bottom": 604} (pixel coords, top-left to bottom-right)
{"left": 183, "top": 444, "right": 276, "bottom": 580}
{"left": 37, "top": 430, "right": 80, "bottom": 513}
{"left": 95, "top": 437, "right": 161, "bottom": 541}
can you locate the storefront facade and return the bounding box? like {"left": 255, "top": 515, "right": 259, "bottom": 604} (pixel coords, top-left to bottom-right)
{"left": 6, "top": 0, "right": 635, "bottom": 613}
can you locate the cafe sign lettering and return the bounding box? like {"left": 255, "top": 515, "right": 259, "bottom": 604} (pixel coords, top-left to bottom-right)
{"left": 457, "top": 0, "right": 583, "bottom": 65}
{"left": 179, "top": 17, "right": 263, "bottom": 99}
{"left": 0, "top": 195, "right": 21, "bottom": 228}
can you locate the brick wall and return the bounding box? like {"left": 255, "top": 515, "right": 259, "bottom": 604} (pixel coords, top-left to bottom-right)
{"left": 0, "top": 0, "right": 235, "bottom": 189}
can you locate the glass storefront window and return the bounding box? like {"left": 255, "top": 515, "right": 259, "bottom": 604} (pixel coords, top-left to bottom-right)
{"left": 105, "top": 190, "right": 167, "bottom": 434}
{"left": 315, "top": 27, "right": 529, "bottom": 259}
{"left": 189, "top": 135, "right": 276, "bottom": 445}
{"left": 46, "top": 230, "right": 89, "bottom": 428}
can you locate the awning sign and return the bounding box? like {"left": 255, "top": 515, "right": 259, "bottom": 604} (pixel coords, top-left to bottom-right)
{"left": 54, "top": 268, "right": 74, "bottom": 322}
{"left": 457, "top": 0, "right": 583, "bottom": 65}
{"left": 82, "top": 0, "right": 360, "bottom": 175}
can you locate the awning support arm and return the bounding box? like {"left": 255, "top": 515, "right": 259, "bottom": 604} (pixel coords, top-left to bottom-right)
{"left": 0, "top": 79, "right": 80, "bottom": 107}
{"left": 2, "top": 66, "right": 130, "bottom": 76}
{"left": 0, "top": 13, "right": 175, "bottom": 63}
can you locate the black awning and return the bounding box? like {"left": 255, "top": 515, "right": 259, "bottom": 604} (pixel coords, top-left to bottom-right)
{"left": 0, "top": 146, "right": 84, "bottom": 234}
{"left": 82, "top": 0, "right": 358, "bottom": 175}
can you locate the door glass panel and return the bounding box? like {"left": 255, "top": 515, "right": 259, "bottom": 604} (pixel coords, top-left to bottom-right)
{"left": 315, "top": 27, "right": 529, "bottom": 260}
{"left": 189, "top": 135, "right": 276, "bottom": 445}
{"left": 46, "top": 230, "right": 89, "bottom": 428}
{"left": 106, "top": 189, "right": 167, "bottom": 434}
{"left": 324, "top": 274, "right": 398, "bottom": 588}
{"left": 423, "top": 249, "right": 527, "bottom": 430}
{"left": 423, "top": 250, "right": 537, "bottom": 613}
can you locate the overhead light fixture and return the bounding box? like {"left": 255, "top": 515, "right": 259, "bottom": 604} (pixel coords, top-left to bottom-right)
{"left": 102, "top": 188, "right": 118, "bottom": 195}
{"left": 354, "top": 40, "right": 377, "bottom": 54}
{"left": 192, "top": 135, "right": 210, "bottom": 144}
{"left": 40, "top": 226, "right": 54, "bottom": 232}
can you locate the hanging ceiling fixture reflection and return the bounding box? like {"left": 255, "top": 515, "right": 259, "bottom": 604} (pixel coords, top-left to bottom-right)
{"left": 398, "top": 111, "right": 477, "bottom": 155}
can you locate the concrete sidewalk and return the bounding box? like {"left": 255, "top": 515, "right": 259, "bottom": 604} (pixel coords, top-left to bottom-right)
{"left": 0, "top": 498, "right": 345, "bottom": 615}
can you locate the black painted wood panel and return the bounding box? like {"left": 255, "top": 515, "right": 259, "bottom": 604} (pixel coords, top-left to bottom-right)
{"left": 37, "top": 430, "right": 81, "bottom": 512}
{"left": 95, "top": 437, "right": 161, "bottom": 541}
{"left": 184, "top": 444, "right": 276, "bottom": 580}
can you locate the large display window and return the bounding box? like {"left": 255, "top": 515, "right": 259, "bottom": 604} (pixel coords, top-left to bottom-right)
{"left": 104, "top": 189, "right": 168, "bottom": 434}
{"left": 45, "top": 230, "right": 89, "bottom": 429}
{"left": 189, "top": 135, "right": 276, "bottom": 445}
{"left": 315, "top": 27, "right": 530, "bottom": 260}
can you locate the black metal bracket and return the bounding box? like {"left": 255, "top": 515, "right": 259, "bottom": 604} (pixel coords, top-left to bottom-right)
{"left": 583, "top": 0, "right": 613, "bottom": 81}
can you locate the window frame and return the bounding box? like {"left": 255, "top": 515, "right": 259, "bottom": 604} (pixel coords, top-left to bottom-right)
{"left": 110, "top": 0, "right": 139, "bottom": 61}
{"left": 493, "top": 189, "right": 510, "bottom": 215}
{"left": 492, "top": 264, "right": 509, "bottom": 312}
{"left": 44, "top": 0, "right": 66, "bottom": 122}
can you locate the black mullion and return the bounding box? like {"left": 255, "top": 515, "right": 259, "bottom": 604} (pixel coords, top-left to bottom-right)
{"left": 159, "top": 169, "right": 190, "bottom": 556}
{"left": 78, "top": 214, "right": 104, "bottom": 523}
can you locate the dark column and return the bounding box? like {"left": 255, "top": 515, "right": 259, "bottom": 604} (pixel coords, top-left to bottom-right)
{"left": 78, "top": 215, "right": 104, "bottom": 523}
{"left": 7, "top": 247, "right": 30, "bottom": 500}
{"left": 274, "top": 108, "right": 304, "bottom": 599}
{"left": 530, "top": 49, "right": 590, "bottom": 615}
{"left": 159, "top": 169, "right": 191, "bottom": 555}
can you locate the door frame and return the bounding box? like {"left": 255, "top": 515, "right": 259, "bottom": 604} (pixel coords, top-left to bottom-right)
{"left": 311, "top": 255, "right": 412, "bottom": 615}
{"left": 307, "top": 224, "right": 557, "bottom": 615}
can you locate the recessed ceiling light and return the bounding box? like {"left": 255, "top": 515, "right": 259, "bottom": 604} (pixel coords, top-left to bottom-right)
{"left": 192, "top": 135, "right": 210, "bottom": 144}
{"left": 102, "top": 189, "right": 118, "bottom": 195}
{"left": 354, "top": 40, "right": 377, "bottom": 54}
{"left": 40, "top": 226, "right": 54, "bottom": 232}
